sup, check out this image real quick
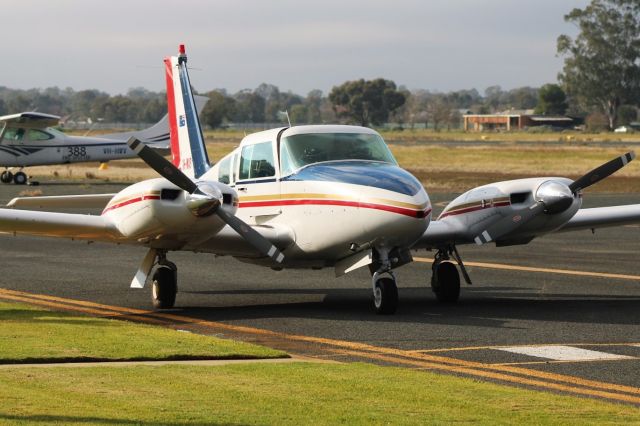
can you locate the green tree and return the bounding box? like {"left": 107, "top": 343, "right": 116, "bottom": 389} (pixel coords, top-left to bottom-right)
{"left": 201, "top": 90, "right": 236, "bottom": 128}
{"left": 557, "top": 0, "right": 640, "bottom": 129}
{"left": 534, "top": 84, "right": 568, "bottom": 115}
{"left": 329, "top": 78, "right": 406, "bottom": 126}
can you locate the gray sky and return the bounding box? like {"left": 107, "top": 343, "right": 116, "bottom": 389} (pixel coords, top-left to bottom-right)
{"left": 3, "top": 0, "right": 589, "bottom": 96}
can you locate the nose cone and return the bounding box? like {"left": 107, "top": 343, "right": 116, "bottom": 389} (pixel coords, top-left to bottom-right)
{"left": 536, "top": 180, "right": 574, "bottom": 214}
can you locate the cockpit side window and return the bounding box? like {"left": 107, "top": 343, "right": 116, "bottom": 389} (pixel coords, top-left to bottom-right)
{"left": 27, "top": 129, "right": 54, "bottom": 141}
{"left": 217, "top": 156, "right": 231, "bottom": 184}
{"left": 238, "top": 141, "right": 276, "bottom": 180}
{"left": 4, "top": 128, "right": 26, "bottom": 141}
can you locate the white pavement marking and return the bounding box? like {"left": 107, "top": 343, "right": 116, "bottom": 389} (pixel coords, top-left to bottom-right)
{"left": 496, "top": 345, "right": 635, "bottom": 361}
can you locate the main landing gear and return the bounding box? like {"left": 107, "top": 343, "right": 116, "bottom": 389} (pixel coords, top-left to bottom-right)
{"left": 1, "top": 169, "right": 28, "bottom": 185}
{"left": 431, "top": 245, "right": 471, "bottom": 303}
{"left": 151, "top": 252, "right": 177, "bottom": 309}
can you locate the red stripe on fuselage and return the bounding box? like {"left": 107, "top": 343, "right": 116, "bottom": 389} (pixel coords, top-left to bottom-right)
{"left": 438, "top": 201, "right": 510, "bottom": 219}
{"left": 239, "top": 199, "right": 431, "bottom": 218}
{"left": 164, "top": 57, "right": 180, "bottom": 168}
{"left": 102, "top": 195, "right": 161, "bottom": 215}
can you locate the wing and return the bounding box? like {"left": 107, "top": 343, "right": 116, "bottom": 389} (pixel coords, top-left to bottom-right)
{"left": 0, "top": 112, "right": 60, "bottom": 129}
{"left": 414, "top": 204, "right": 640, "bottom": 249}
{"left": 558, "top": 204, "right": 640, "bottom": 232}
{"left": 0, "top": 209, "right": 122, "bottom": 242}
{"left": 7, "top": 194, "right": 116, "bottom": 210}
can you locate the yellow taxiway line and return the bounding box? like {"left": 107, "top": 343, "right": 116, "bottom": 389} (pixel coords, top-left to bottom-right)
{"left": 1, "top": 287, "right": 640, "bottom": 405}
{"left": 414, "top": 257, "right": 640, "bottom": 281}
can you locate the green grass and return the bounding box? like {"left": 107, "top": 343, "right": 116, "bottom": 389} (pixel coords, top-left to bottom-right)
{"left": 0, "top": 301, "right": 285, "bottom": 363}
{"left": 0, "top": 363, "right": 638, "bottom": 425}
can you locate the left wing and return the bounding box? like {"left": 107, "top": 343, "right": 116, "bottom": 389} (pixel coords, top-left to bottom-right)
{"left": 0, "top": 209, "right": 122, "bottom": 242}
{"left": 7, "top": 194, "right": 116, "bottom": 210}
{"left": 0, "top": 112, "right": 60, "bottom": 129}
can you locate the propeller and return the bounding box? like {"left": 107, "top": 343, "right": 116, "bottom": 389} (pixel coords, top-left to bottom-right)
{"left": 127, "top": 137, "right": 284, "bottom": 263}
{"left": 473, "top": 151, "right": 635, "bottom": 245}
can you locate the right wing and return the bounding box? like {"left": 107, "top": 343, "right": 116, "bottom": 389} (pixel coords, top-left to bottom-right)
{"left": 0, "top": 112, "right": 60, "bottom": 129}
{"left": 7, "top": 194, "right": 116, "bottom": 210}
{"left": 558, "top": 204, "right": 640, "bottom": 232}
{"left": 0, "top": 209, "right": 122, "bottom": 242}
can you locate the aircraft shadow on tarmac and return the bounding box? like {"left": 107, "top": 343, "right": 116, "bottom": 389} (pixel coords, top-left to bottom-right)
{"left": 177, "top": 286, "right": 640, "bottom": 329}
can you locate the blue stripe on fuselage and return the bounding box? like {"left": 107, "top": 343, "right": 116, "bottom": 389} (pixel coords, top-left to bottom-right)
{"left": 281, "top": 161, "right": 423, "bottom": 196}
{"left": 178, "top": 63, "right": 210, "bottom": 178}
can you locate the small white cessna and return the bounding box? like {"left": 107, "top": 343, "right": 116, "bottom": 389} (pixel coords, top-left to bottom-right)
{"left": 2, "top": 45, "right": 640, "bottom": 315}
{"left": 0, "top": 95, "right": 207, "bottom": 184}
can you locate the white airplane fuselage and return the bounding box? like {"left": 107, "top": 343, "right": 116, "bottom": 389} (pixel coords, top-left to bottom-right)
{"left": 100, "top": 125, "right": 432, "bottom": 268}
{"left": 0, "top": 132, "right": 136, "bottom": 167}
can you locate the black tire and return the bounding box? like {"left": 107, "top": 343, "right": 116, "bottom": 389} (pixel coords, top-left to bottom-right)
{"left": 1, "top": 171, "right": 13, "bottom": 184}
{"left": 432, "top": 261, "right": 460, "bottom": 303}
{"left": 373, "top": 277, "right": 398, "bottom": 315}
{"left": 13, "top": 172, "right": 27, "bottom": 185}
{"left": 151, "top": 266, "right": 177, "bottom": 309}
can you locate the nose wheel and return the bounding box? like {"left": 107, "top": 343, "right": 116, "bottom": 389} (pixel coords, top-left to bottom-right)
{"left": 373, "top": 274, "right": 398, "bottom": 314}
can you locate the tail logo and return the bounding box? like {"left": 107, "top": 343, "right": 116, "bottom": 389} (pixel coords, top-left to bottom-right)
{"left": 179, "top": 115, "right": 186, "bottom": 127}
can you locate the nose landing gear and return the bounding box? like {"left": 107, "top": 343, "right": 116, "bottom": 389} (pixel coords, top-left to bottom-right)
{"left": 150, "top": 252, "right": 178, "bottom": 309}
{"left": 371, "top": 247, "right": 399, "bottom": 314}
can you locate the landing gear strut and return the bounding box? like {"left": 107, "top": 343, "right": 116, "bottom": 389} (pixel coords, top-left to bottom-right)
{"left": 431, "top": 246, "right": 470, "bottom": 304}
{"left": 151, "top": 252, "right": 177, "bottom": 309}
{"left": 371, "top": 247, "right": 399, "bottom": 314}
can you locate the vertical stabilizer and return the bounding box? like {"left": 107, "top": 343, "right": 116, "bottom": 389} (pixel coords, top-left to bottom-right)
{"left": 164, "top": 44, "right": 210, "bottom": 179}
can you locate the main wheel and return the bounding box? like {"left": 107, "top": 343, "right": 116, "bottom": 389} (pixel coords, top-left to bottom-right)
{"left": 151, "top": 266, "right": 177, "bottom": 309}
{"left": 373, "top": 277, "right": 398, "bottom": 315}
{"left": 431, "top": 261, "right": 460, "bottom": 303}
{"left": 13, "top": 172, "right": 27, "bottom": 185}
{"left": 1, "top": 171, "right": 13, "bottom": 184}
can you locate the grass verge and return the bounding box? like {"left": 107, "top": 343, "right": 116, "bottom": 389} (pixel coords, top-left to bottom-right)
{"left": 0, "top": 301, "right": 285, "bottom": 363}
{"left": 0, "top": 363, "right": 638, "bottom": 425}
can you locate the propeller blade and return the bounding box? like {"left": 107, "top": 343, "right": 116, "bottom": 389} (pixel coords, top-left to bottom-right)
{"left": 569, "top": 151, "right": 635, "bottom": 193}
{"left": 215, "top": 207, "right": 284, "bottom": 263}
{"left": 473, "top": 202, "right": 545, "bottom": 245}
{"left": 127, "top": 137, "right": 198, "bottom": 194}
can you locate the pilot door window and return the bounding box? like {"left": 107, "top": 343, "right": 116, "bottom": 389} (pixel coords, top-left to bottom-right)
{"left": 4, "top": 128, "right": 26, "bottom": 142}
{"left": 239, "top": 142, "right": 276, "bottom": 180}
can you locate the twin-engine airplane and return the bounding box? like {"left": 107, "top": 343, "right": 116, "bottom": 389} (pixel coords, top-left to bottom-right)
{"left": 0, "top": 95, "right": 208, "bottom": 184}
{"left": 2, "top": 45, "right": 640, "bottom": 314}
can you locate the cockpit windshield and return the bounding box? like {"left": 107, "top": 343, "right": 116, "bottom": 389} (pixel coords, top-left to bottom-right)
{"left": 280, "top": 132, "right": 397, "bottom": 176}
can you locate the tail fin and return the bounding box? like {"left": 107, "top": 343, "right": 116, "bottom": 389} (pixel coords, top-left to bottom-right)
{"left": 164, "top": 44, "right": 210, "bottom": 179}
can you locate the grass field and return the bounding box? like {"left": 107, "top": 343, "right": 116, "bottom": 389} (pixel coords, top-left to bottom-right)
{"left": 1, "top": 302, "right": 639, "bottom": 424}
{"left": 0, "top": 301, "right": 285, "bottom": 363}
{"left": 1, "top": 362, "right": 639, "bottom": 424}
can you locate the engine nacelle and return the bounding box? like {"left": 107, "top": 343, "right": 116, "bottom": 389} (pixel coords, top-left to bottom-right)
{"left": 102, "top": 178, "right": 238, "bottom": 247}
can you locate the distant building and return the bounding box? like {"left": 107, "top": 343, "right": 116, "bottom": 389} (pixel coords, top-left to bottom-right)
{"left": 463, "top": 110, "right": 574, "bottom": 131}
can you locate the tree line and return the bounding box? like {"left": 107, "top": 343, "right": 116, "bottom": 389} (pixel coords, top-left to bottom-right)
{"left": 1, "top": 0, "right": 638, "bottom": 131}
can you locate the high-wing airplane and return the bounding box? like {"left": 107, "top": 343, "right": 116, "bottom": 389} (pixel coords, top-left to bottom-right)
{"left": 2, "top": 45, "right": 640, "bottom": 315}
{"left": 0, "top": 95, "right": 208, "bottom": 185}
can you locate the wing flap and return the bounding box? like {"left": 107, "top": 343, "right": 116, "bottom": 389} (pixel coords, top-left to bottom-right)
{"left": 559, "top": 204, "right": 640, "bottom": 232}
{"left": 0, "top": 209, "right": 122, "bottom": 241}
{"left": 7, "top": 194, "right": 116, "bottom": 210}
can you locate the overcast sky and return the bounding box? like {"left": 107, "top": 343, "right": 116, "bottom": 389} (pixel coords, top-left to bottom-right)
{"left": 3, "top": 0, "right": 589, "bottom": 96}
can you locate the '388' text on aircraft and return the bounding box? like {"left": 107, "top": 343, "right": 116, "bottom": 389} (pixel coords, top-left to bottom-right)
{"left": 2, "top": 45, "right": 640, "bottom": 314}
{"left": 0, "top": 95, "right": 208, "bottom": 185}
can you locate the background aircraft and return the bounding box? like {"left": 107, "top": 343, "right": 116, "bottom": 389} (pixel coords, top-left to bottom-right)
{"left": 2, "top": 46, "right": 640, "bottom": 315}
{"left": 0, "top": 96, "right": 207, "bottom": 184}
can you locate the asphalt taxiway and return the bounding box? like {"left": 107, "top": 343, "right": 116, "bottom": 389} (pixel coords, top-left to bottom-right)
{"left": 1, "top": 182, "right": 639, "bottom": 403}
